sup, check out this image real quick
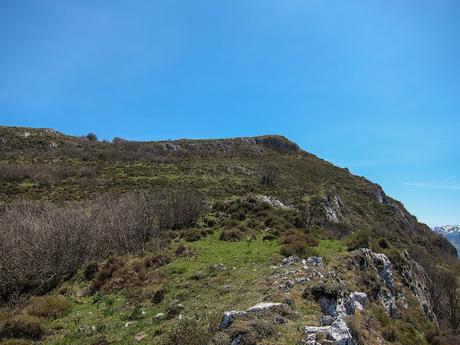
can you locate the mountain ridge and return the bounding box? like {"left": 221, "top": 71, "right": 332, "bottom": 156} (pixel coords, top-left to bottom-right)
{"left": 0, "top": 125, "right": 459, "bottom": 345}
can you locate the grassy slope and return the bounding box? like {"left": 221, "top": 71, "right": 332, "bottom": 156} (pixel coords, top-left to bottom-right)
{"left": 0, "top": 126, "right": 456, "bottom": 345}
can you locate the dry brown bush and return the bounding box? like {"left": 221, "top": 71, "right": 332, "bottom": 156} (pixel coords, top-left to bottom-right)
{"left": 0, "top": 190, "right": 203, "bottom": 302}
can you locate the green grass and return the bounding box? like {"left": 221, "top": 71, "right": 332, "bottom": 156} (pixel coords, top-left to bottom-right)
{"left": 37, "top": 233, "right": 280, "bottom": 345}
{"left": 313, "top": 239, "right": 346, "bottom": 259}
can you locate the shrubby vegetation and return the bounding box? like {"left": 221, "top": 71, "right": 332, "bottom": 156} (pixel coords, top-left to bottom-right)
{"left": 1, "top": 127, "right": 460, "bottom": 344}
{"left": 0, "top": 190, "right": 203, "bottom": 302}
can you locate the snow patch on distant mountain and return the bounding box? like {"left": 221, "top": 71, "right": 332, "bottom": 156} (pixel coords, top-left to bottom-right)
{"left": 433, "top": 225, "right": 460, "bottom": 234}
{"left": 432, "top": 225, "right": 460, "bottom": 253}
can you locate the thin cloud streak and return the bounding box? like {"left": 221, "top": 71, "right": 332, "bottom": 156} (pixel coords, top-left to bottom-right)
{"left": 403, "top": 182, "right": 460, "bottom": 190}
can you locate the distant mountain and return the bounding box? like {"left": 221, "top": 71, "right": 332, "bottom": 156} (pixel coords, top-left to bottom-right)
{"left": 433, "top": 225, "right": 460, "bottom": 253}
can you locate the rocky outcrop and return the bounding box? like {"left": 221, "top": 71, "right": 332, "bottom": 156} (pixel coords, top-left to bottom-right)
{"left": 324, "top": 194, "right": 345, "bottom": 223}
{"left": 361, "top": 248, "right": 397, "bottom": 316}
{"left": 255, "top": 195, "right": 293, "bottom": 210}
{"left": 219, "top": 302, "right": 282, "bottom": 329}
{"left": 305, "top": 288, "right": 367, "bottom": 345}
{"left": 161, "top": 135, "right": 300, "bottom": 155}
{"left": 369, "top": 184, "right": 388, "bottom": 204}
{"left": 306, "top": 193, "right": 346, "bottom": 226}
{"left": 401, "top": 251, "right": 437, "bottom": 322}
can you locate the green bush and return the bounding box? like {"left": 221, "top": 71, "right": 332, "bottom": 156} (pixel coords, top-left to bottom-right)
{"left": 144, "top": 253, "right": 171, "bottom": 269}
{"left": 378, "top": 237, "right": 390, "bottom": 249}
{"left": 0, "top": 315, "right": 46, "bottom": 341}
{"left": 219, "top": 229, "right": 244, "bottom": 241}
{"left": 162, "top": 319, "right": 212, "bottom": 345}
{"left": 280, "top": 243, "right": 319, "bottom": 258}
{"left": 182, "top": 229, "right": 204, "bottom": 242}
{"left": 25, "top": 296, "right": 71, "bottom": 319}
{"left": 346, "top": 230, "right": 370, "bottom": 251}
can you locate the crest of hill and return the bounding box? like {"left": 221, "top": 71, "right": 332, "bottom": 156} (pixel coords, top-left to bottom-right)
{"left": 0, "top": 126, "right": 300, "bottom": 155}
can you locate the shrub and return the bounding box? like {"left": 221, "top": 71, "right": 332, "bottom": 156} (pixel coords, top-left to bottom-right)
{"left": 0, "top": 190, "right": 203, "bottom": 302}
{"left": 162, "top": 319, "right": 212, "bottom": 345}
{"left": 150, "top": 288, "right": 166, "bottom": 305}
{"left": 260, "top": 164, "right": 277, "bottom": 187}
{"left": 144, "top": 253, "right": 171, "bottom": 269}
{"left": 219, "top": 229, "right": 244, "bottom": 241}
{"left": 346, "top": 229, "right": 371, "bottom": 251}
{"left": 0, "top": 315, "right": 46, "bottom": 341}
{"left": 262, "top": 233, "right": 278, "bottom": 241}
{"left": 89, "top": 256, "right": 125, "bottom": 294}
{"left": 182, "top": 229, "right": 204, "bottom": 242}
{"left": 280, "top": 230, "right": 318, "bottom": 247}
{"left": 25, "top": 296, "right": 71, "bottom": 319}
{"left": 280, "top": 243, "right": 319, "bottom": 258}
{"left": 378, "top": 238, "right": 390, "bottom": 249}
{"left": 83, "top": 263, "right": 99, "bottom": 281}
{"left": 86, "top": 133, "right": 98, "bottom": 141}
{"left": 175, "top": 244, "right": 192, "bottom": 257}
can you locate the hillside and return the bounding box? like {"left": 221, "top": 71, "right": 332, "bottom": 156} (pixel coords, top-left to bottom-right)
{"left": 0, "top": 126, "right": 459, "bottom": 345}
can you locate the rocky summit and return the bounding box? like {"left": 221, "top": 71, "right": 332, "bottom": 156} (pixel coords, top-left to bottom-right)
{"left": 0, "top": 126, "right": 459, "bottom": 345}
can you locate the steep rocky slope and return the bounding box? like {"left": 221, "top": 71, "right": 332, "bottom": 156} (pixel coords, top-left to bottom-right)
{"left": 0, "top": 126, "right": 458, "bottom": 345}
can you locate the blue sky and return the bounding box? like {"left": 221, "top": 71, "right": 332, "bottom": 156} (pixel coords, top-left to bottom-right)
{"left": 1, "top": 0, "right": 459, "bottom": 226}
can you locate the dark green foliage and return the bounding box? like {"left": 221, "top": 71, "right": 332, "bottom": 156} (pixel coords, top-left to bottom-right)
{"left": 0, "top": 316, "right": 46, "bottom": 341}
{"left": 182, "top": 228, "right": 205, "bottom": 242}
{"left": 262, "top": 233, "right": 278, "bottom": 241}
{"left": 25, "top": 296, "right": 71, "bottom": 319}
{"left": 89, "top": 256, "right": 126, "bottom": 294}
{"left": 144, "top": 253, "right": 171, "bottom": 269}
{"left": 378, "top": 237, "right": 390, "bottom": 249}
{"left": 279, "top": 243, "right": 319, "bottom": 258}
{"left": 150, "top": 288, "right": 166, "bottom": 305}
{"left": 279, "top": 229, "right": 319, "bottom": 257}
{"left": 220, "top": 229, "right": 244, "bottom": 241}
{"left": 162, "top": 319, "right": 212, "bottom": 345}
{"left": 346, "top": 229, "right": 371, "bottom": 251}
{"left": 83, "top": 262, "right": 99, "bottom": 281}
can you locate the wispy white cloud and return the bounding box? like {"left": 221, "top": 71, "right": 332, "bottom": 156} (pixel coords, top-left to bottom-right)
{"left": 403, "top": 181, "right": 460, "bottom": 190}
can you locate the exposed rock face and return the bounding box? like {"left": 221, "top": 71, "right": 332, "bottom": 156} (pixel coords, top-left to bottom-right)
{"left": 306, "top": 193, "right": 346, "bottom": 226}
{"left": 306, "top": 256, "right": 325, "bottom": 269}
{"left": 305, "top": 288, "right": 367, "bottom": 345}
{"left": 361, "top": 248, "right": 397, "bottom": 316}
{"left": 324, "top": 194, "right": 345, "bottom": 223}
{"left": 369, "top": 185, "right": 388, "bottom": 204}
{"left": 401, "top": 251, "right": 437, "bottom": 322}
{"left": 255, "top": 195, "right": 293, "bottom": 210}
{"left": 161, "top": 135, "right": 300, "bottom": 155}
{"left": 219, "top": 302, "right": 282, "bottom": 329}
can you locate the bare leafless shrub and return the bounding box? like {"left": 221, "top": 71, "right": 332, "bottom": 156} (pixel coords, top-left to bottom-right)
{"left": 0, "top": 202, "right": 92, "bottom": 300}
{"left": 0, "top": 190, "right": 204, "bottom": 302}
{"left": 80, "top": 166, "right": 97, "bottom": 178}
{"left": 52, "top": 165, "right": 75, "bottom": 180}
{"left": 260, "top": 164, "right": 277, "bottom": 187}
{"left": 0, "top": 164, "right": 50, "bottom": 183}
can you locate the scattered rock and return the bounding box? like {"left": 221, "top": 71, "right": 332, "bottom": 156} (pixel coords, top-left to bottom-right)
{"left": 282, "top": 256, "right": 298, "bottom": 266}
{"left": 306, "top": 256, "right": 324, "bottom": 269}
{"left": 219, "top": 302, "right": 282, "bottom": 329}
{"left": 255, "top": 195, "right": 293, "bottom": 210}
{"left": 154, "top": 313, "right": 165, "bottom": 320}
{"left": 219, "top": 310, "right": 246, "bottom": 329}
{"left": 247, "top": 302, "right": 282, "bottom": 313}
{"left": 275, "top": 315, "right": 285, "bottom": 324}
{"left": 134, "top": 332, "right": 147, "bottom": 342}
